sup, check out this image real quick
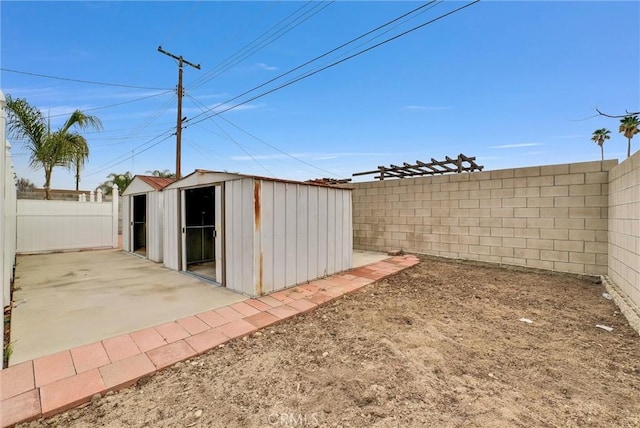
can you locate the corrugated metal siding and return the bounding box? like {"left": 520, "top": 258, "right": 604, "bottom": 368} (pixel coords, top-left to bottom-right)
{"left": 343, "top": 190, "right": 353, "bottom": 269}
{"left": 254, "top": 180, "right": 352, "bottom": 296}
{"left": 224, "top": 178, "right": 255, "bottom": 295}
{"left": 147, "top": 191, "right": 163, "bottom": 262}
{"left": 122, "top": 196, "right": 130, "bottom": 252}
{"left": 163, "top": 188, "right": 180, "bottom": 271}
{"left": 161, "top": 175, "right": 352, "bottom": 298}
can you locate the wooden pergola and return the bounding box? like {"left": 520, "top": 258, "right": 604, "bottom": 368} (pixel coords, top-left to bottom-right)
{"left": 352, "top": 153, "right": 483, "bottom": 181}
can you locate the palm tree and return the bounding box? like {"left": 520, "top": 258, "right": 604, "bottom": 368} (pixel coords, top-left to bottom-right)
{"left": 6, "top": 96, "right": 101, "bottom": 198}
{"left": 591, "top": 128, "right": 610, "bottom": 161}
{"left": 146, "top": 169, "right": 176, "bottom": 178}
{"left": 98, "top": 171, "right": 133, "bottom": 195}
{"left": 70, "top": 134, "right": 90, "bottom": 191}
{"left": 619, "top": 115, "right": 640, "bottom": 158}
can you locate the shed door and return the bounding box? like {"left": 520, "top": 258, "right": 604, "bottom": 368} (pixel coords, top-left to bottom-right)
{"left": 132, "top": 194, "right": 147, "bottom": 257}
{"left": 182, "top": 186, "right": 218, "bottom": 281}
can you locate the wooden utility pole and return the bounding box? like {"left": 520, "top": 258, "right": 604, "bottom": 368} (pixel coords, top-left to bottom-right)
{"left": 157, "top": 46, "right": 200, "bottom": 179}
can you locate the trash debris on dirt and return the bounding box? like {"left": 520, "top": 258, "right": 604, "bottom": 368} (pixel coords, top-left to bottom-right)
{"left": 601, "top": 292, "right": 612, "bottom": 300}
{"left": 519, "top": 318, "right": 534, "bottom": 324}
{"left": 596, "top": 324, "right": 614, "bottom": 332}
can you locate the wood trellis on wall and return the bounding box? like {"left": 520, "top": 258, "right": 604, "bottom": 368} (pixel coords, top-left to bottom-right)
{"left": 352, "top": 153, "right": 483, "bottom": 181}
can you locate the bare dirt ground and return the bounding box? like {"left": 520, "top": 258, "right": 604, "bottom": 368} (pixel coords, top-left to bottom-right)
{"left": 22, "top": 257, "right": 640, "bottom": 428}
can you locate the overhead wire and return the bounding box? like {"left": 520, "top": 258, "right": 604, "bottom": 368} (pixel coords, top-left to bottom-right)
{"left": 187, "top": 0, "right": 478, "bottom": 126}
{"left": 218, "top": 115, "right": 344, "bottom": 179}
{"left": 84, "top": 128, "right": 175, "bottom": 177}
{"left": 124, "top": 93, "right": 177, "bottom": 139}
{"left": 188, "top": 1, "right": 334, "bottom": 92}
{"left": 1, "top": 67, "right": 170, "bottom": 90}
{"left": 184, "top": 96, "right": 275, "bottom": 177}
{"left": 186, "top": 94, "right": 344, "bottom": 178}
{"left": 308, "top": 1, "right": 443, "bottom": 71}
{"left": 188, "top": 0, "right": 438, "bottom": 124}
{"left": 47, "top": 90, "right": 174, "bottom": 118}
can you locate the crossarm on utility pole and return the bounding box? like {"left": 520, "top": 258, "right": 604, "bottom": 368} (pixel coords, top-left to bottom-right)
{"left": 157, "top": 45, "right": 201, "bottom": 179}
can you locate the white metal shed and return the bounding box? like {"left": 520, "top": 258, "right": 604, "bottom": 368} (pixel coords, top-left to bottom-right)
{"left": 122, "top": 175, "right": 176, "bottom": 262}
{"left": 162, "top": 170, "right": 353, "bottom": 297}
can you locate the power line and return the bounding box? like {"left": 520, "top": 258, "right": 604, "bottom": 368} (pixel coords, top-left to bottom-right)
{"left": 186, "top": 97, "right": 275, "bottom": 177}
{"left": 189, "top": 1, "right": 333, "bottom": 92}
{"left": 220, "top": 116, "right": 344, "bottom": 179}
{"left": 47, "top": 90, "right": 173, "bottom": 118}
{"left": 186, "top": 94, "right": 344, "bottom": 178}
{"left": 124, "top": 96, "right": 177, "bottom": 140}
{"left": 85, "top": 129, "right": 175, "bottom": 177}
{"left": 1, "top": 67, "right": 171, "bottom": 90}
{"left": 189, "top": 0, "right": 437, "bottom": 122}
{"left": 187, "top": 1, "right": 478, "bottom": 126}
{"left": 181, "top": 0, "right": 280, "bottom": 91}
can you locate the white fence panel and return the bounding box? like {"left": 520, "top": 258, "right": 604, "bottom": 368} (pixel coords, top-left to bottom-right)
{"left": 1, "top": 90, "right": 17, "bottom": 370}
{"left": 16, "top": 194, "right": 118, "bottom": 254}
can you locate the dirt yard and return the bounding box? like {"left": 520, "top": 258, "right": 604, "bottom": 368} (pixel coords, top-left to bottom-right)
{"left": 21, "top": 257, "right": 640, "bottom": 427}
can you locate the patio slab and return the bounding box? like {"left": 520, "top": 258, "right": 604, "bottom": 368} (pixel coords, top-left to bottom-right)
{"left": 9, "top": 249, "right": 247, "bottom": 365}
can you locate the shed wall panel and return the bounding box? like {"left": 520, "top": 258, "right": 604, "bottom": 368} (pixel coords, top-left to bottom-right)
{"left": 163, "top": 189, "right": 180, "bottom": 271}
{"left": 285, "top": 183, "right": 298, "bottom": 287}
{"left": 261, "top": 180, "right": 275, "bottom": 294}
{"left": 343, "top": 190, "right": 353, "bottom": 270}
{"left": 327, "top": 190, "right": 337, "bottom": 274}
{"left": 254, "top": 181, "right": 352, "bottom": 295}
{"left": 317, "top": 187, "right": 329, "bottom": 277}
{"left": 334, "top": 188, "right": 344, "bottom": 271}
{"left": 147, "top": 191, "right": 163, "bottom": 262}
{"left": 307, "top": 186, "right": 319, "bottom": 279}
{"left": 296, "top": 185, "right": 308, "bottom": 284}
{"left": 272, "top": 182, "right": 287, "bottom": 289}
{"left": 225, "top": 178, "right": 255, "bottom": 295}
{"left": 242, "top": 179, "right": 255, "bottom": 296}
{"left": 122, "top": 197, "right": 130, "bottom": 252}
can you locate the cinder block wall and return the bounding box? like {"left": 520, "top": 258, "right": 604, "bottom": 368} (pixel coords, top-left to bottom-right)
{"left": 608, "top": 151, "right": 640, "bottom": 311}
{"left": 352, "top": 160, "right": 617, "bottom": 276}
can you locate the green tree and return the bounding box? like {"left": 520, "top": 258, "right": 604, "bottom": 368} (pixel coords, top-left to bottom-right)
{"left": 146, "top": 169, "right": 176, "bottom": 178}
{"left": 619, "top": 115, "right": 640, "bottom": 158}
{"left": 98, "top": 172, "right": 133, "bottom": 195}
{"left": 590, "top": 128, "right": 610, "bottom": 161}
{"left": 16, "top": 177, "right": 36, "bottom": 192}
{"left": 6, "top": 96, "right": 101, "bottom": 199}
{"left": 69, "top": 134, "right": 90, "bottom": 191}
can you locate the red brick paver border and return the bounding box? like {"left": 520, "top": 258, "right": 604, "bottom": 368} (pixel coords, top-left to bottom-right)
{"left": 0, "top": 255, "right": 418, "bottom": 426}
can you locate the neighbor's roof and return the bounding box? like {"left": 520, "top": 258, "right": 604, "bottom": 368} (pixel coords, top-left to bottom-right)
{"left": 137, "top": 175, "right": 177, "bottom": 190}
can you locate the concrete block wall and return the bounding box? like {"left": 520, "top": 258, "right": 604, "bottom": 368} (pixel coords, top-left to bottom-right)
{"left": 352, "top": 160, "right": 618, "bottom": 276}
{"left": 608, "top": 150, "right": 640, "bottom": 319}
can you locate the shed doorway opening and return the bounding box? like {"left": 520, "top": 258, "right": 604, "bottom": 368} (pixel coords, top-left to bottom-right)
{"left": 132, "top": 194, "right": 147, "bottom": 257}
{"left": 183, "top": 186, "right": 220, "bottom": 282}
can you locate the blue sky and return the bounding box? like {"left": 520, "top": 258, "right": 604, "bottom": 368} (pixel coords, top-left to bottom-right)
{"left": 2, "top": 1, "right": 639, "bottom": 190}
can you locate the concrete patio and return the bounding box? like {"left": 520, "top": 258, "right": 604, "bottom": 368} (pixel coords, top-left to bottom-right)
{"left": 9, "top": 248, "right": 390, "bottom": 365}
{"left": 9, "top": 249, "right": 247, "bottom": 365}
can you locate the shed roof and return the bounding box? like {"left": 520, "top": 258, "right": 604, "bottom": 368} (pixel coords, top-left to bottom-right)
{"left": 165, "top": 169, "right": 351, "bottom": 190}
{"left": 122, "top": 175, "right": 177, "bottom": 195}
{"left": 137, "top": 175, "right": 177, "bottom": 190}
